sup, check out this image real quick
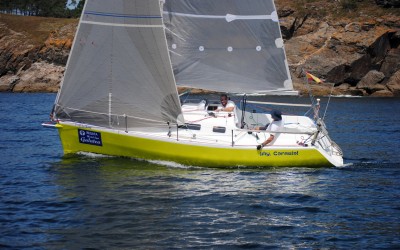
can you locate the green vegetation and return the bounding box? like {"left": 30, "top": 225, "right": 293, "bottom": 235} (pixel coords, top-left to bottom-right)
{"left": 0, "top": 0, "right": 85, "bottom": 18}
{"left": 0, "top": 13, "right": 77, "bottom": 44}
{"left": 340, "top": 0, "right": 359, "bottom": 11}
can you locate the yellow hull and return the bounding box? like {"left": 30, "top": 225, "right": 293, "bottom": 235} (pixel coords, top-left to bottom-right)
{"left": 56, "top": 123, "right": 334, "bottom": 168}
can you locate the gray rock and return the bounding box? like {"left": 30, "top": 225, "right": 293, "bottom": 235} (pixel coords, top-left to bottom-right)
{"left": 289, "top": 20, "right": 395, "bottom": 88}
{"left": 386, "top": 70, "right": 400, "bottom": 95}
{"left": 12, "top": 62, "right": 64, "bottom": 92}
{"left": 370, "top": 90, "right": 394, "bottom": 97}
{"left": 380, "top": 48, "right": 400, "bottom": 77}
{"left": 337, "top": 83, "right": 352, "bottom": 90}
{"left": 370, "top": 83, "right": 388, "bottom": 92}
{"left": 356, "top": 70, "right": 386, "bottom": 90}
{"left": 0, "top": 74, "right": 19, "bottom": 91}
{"left": 348, "top": 87, "right": 368, "bottom": 96}
{"left": 345, "top": 23, "right": 361, "bottom": 32}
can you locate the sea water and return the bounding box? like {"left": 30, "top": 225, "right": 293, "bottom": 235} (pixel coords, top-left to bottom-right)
{"left": 0, "top": 93, "right": 399, "bottom": 249}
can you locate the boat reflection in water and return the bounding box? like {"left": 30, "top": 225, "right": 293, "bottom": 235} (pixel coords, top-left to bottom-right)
{"left": 49, "top": 154, "right": 331, "bottom": 248}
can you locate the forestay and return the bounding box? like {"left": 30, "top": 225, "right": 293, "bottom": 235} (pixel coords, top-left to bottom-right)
{"left": 54, "top": 0, "right": 182, "bottom": 129}
{"left": 163, "top": 0, "right": 293, "bottom": 94}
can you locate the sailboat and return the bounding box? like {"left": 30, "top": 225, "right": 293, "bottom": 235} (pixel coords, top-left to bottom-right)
{"left": 44, "top": 0, "right": 343, "bottom": 167}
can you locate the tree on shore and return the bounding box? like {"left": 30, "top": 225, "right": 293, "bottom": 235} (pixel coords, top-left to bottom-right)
{"left": 72, "top": 0, "right": 85, "bottom": 17}
{"left": 0, "top": 0, "right": 84, "bottom": 18}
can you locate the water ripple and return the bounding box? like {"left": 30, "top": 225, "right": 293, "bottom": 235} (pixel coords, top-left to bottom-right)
{"left": 1, "top": 94, "right": 400, "bottom": 248}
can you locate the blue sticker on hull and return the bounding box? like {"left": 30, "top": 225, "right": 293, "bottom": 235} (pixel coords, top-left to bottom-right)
{"left": 78, "top": 129, "right": 103, "bottom": 146}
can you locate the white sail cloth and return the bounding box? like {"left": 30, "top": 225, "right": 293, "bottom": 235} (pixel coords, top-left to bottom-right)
{"left": 163, "top": 0, "right": 293, "bottom": 94}
{"left": 54, "top": 0, "right": 182, "bottom": 128}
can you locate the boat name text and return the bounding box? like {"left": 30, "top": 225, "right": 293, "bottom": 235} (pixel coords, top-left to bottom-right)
{"left": 259, "top": 151, "right": 299, "bottom": 157}
{"left": 78, "top": 129, "right": 103, "bottom": 146}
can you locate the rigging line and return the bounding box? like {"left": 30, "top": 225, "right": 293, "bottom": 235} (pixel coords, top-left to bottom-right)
{"left": 238, "top": 129, "right": 315, "bottom": 135}
{"left": 306, "top": 80, "right": 316, "bottom": 106}
{"left": 322, "top": 84, "right": 335, "bottom": 121}
{"left": 246, "top": 101, "right": 312, "bottom": 107}
{"left": 162, "top": 11, "right": 278, "bottom": 23}
{"left": 303, "top": 107, "right": 314, "bottom": 117}
{"left": 180, "top": 89, "right": 193, "bottom": 103}
{"left": 185, "top": 116, "right": 213, "bottom": 123}
{"left": 248, "top": 103, "right": 300, "bottom": 117}
{"left": 164, "top": 26, "right": 186, "bottom": 41}
{"left": 168, "top": 49, "right": 182, "bottom": 57}
{"left": 302, "top": 70, "right": 319, "bottom": 119}
{"left": 301, "top": 69, "right": 316, "bottom": 105}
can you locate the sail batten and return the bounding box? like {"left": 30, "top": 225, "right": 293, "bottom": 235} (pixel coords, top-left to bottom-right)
{"left": 81, "top": 20, "right": 164, "bottom": 28}
{"left": 84, "top": 11, "right": 162, "bottom": 19}
{"left": 163, "top": 11, "right": 278, "bottom": 23}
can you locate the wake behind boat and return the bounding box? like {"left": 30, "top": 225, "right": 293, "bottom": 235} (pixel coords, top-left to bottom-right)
{"left": 44, "top": 0, "right": 343, "bottom": 167}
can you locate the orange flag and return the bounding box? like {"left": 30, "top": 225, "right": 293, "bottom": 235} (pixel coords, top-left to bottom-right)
{"left": 306, "top": 72, "right": 323, "bottom": 83}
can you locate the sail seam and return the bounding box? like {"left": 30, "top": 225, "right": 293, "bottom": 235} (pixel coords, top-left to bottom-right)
{"left": 81, "top": 20, "right": 163, "bottom": 28}
{"left": 84, "top": 11, "right": 161, "bottom": 19}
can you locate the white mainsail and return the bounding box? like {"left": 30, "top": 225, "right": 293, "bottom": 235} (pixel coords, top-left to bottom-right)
{"left": 163, "top": 0, "right": 293, "bottom": 94}
{"left": 54, "top": 0, "right": 182, "bottom": 129}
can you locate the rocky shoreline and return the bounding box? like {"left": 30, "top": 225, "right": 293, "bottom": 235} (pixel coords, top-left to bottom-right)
{"left": 0, "top": 2, "right": 399, "bottom": 97}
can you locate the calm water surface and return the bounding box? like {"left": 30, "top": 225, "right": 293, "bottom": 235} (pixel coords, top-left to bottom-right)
{"left": 1, "top": 93, "right": 399, "bottom": 249}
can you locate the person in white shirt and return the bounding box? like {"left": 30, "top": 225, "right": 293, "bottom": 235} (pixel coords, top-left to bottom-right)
{"left": 256, "top": 110, "right": 283, "bottom": 149}
{"left": 216, "top": 94, "right": 235, "bottom": 112}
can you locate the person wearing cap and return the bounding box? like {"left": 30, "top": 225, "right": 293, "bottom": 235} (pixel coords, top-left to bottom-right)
{"left": 256, "top": 110, "right": 283, "bottom": 150}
